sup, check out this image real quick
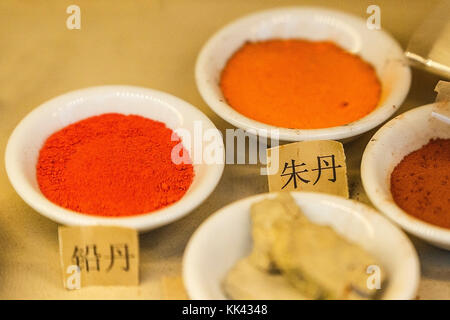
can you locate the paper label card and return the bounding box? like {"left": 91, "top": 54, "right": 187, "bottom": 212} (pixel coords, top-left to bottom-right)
{"left": 435, "top": 80, "right": 450, "bottom": 102}
{"left": 58, "top": 226, "right": 139, "bottom": 289}
{"left": 433, "top": 81, "right": 450, "bottom": 123}
{"left": 267, "top": 140, "right": 349, "bottom": 198}
{"left": 161, "top": 276, "right": 189, "bottom": 300}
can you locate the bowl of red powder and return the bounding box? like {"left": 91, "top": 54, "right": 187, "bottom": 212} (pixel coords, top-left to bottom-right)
{"left": 362, "top": 104, "right": 450, "bottom": 250}
{"left": 196, "top": 7, "right": 411, "bottom": 142}
{"left": 5, "top": 86, "right": 224, "bottom": 231}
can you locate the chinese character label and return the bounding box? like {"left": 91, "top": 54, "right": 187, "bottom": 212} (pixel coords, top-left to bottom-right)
{"left": 266, "top": 140, "right": 349, "bottom": 198}
{"left": 58, "top": 226, "right": 139, "bottom": 289}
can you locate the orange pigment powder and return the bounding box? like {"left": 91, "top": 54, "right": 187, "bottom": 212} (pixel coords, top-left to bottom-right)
{"left": 220, "top": 39, "right": 382, "bottom": 129}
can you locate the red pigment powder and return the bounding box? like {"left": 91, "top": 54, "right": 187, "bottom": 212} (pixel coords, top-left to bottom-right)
{"left": 36, "top": 113, "right": 194, "bottom": 217}
{"left": 391, "top": 138, "right": 450, "bottom": 228}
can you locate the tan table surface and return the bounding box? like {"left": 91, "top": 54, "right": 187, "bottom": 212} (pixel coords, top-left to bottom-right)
{"left": 0, "top": 0, "right": 449, "bottom": 299}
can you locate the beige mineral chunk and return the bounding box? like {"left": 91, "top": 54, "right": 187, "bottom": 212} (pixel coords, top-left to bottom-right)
{"left": 248, "top": 192, "right": 305, "bottom": 271}
{"left": 247, "top": 193, "right": 385, "bottom": 299}
{"left": 223, "top": 258, "right": 307, "bottom": 300}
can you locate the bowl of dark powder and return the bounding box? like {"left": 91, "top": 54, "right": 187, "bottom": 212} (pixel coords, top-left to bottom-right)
{"left": 362, "top": 103, "right": 450, "bottom": 250}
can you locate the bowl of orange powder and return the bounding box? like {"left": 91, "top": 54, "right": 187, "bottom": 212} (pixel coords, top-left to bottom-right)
{"left": 5, "top": 86, "right": 224, "bottom": 232}
{"left": 196, "top": 7, "right": 411, "bottom": 141}
{"left": 362, "top": 104, "right": 450, "bottom": 250}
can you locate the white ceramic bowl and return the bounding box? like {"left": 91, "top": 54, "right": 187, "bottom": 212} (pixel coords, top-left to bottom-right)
{"left": 362, "top": 104, "right": 450, "bottom": 249}
{"left": 196, "top": 7, "right": 411, "bottom": 142}
{"left": 5, "top": 86, "right": 224, "bottom": 232}
{"left": 183, "top": 192, "right": 419, "bottom": 300}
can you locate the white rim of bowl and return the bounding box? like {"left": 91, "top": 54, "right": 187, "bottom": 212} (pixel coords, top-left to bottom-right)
{"left": 195, "top": 6, "right": 411, "bottom": 141}
{"left": 5, "top": 85, "right": 225, "bottom": 232}
{"left": 183, "top": 191, "right": 420, "bottom": 300}
{"left": 361, "top": 104, "right": 450, "bottom": 246}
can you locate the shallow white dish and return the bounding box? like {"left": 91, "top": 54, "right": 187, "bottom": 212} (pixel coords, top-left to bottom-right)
{"left": 196, "top": 7, "right": 411, "bottom": 142}
{"left": 183, "top": 192, "right": 419, "bottom": 300}
{"left": 5, "top": 85, "right": 224, "bottom": 232}
{"left": 362, "top": 104, "right": 450, "bottom": 249}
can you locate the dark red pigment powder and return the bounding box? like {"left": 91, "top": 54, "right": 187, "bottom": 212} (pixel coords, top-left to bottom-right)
{"left": 391, "top": 138, "right": 450, "bottom": 228}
